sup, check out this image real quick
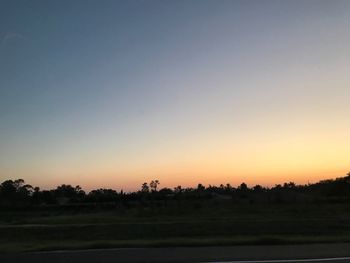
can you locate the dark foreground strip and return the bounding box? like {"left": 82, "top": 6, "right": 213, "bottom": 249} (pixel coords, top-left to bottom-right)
{"left": 206, "top": 257, "right": 350, "bottom": 263}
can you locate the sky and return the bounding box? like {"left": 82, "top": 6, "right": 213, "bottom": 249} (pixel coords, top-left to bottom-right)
{"left": 1, "top": 0, "right": 350, "bottom": 191}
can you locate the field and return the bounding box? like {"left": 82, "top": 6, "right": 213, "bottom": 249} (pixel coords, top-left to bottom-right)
{"left": 1, "top": 201, "right": 350, "bottom": 252}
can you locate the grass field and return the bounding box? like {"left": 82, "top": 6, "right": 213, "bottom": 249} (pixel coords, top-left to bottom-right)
{"left": 1, "top": 201, "right": 350, "bottom": 252}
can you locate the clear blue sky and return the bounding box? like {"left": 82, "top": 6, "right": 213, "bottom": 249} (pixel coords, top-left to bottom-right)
{"left": 1, "top": 0, "right": 350, "bottom": 190}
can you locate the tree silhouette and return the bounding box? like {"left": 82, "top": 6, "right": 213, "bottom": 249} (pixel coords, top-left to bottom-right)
{"left": 54, "top": 184, "right": 85, "bottom": 203}
{"left": 197, "top": 183, "right": 205, "bottom": 191}
{"left": 238, "top": 182, "right": 248, "bottom": 191}
{"left": 2, "top": 172, "right": 350, "bottom": 207}
{"left": 150, "top": 180, "right": 159, "bottom": 192}
{"left": 174, "top": 185, "right": 182, "bottom": 193}
{"left": 141, "top": 182, "right": 149, "bottom": 193}
{"left": 0, "top": 179, "right": 33, "bottom": 205}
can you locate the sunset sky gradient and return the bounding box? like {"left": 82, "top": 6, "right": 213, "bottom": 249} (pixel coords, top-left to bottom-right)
{"left": 1, "top": 0, "right": 350, "bottom": 191}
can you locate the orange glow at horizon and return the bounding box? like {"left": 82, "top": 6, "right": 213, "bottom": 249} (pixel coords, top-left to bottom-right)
{"left": 27, "top": 125, "right": 350, "bottom": 192}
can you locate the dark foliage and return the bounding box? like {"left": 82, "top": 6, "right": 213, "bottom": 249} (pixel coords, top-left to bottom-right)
{"left": 1, "top": 173, "right": 350, "bottom": 208}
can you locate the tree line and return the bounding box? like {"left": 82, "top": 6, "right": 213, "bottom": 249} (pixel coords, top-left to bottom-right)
{"left": 1, "top": 173, "right": 350, "bottom": 207}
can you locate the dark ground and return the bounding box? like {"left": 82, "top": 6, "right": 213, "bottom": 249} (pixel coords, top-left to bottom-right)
{"left": 1, "top": 243, "right": 350, "bottom": 263}
{"left": 2, "top": 202, "right": 350, "bottom": 252}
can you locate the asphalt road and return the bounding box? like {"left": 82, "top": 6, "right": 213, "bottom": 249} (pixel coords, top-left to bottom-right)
{"left": 1, "top": 243, "right": 350, "bottom": 263}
